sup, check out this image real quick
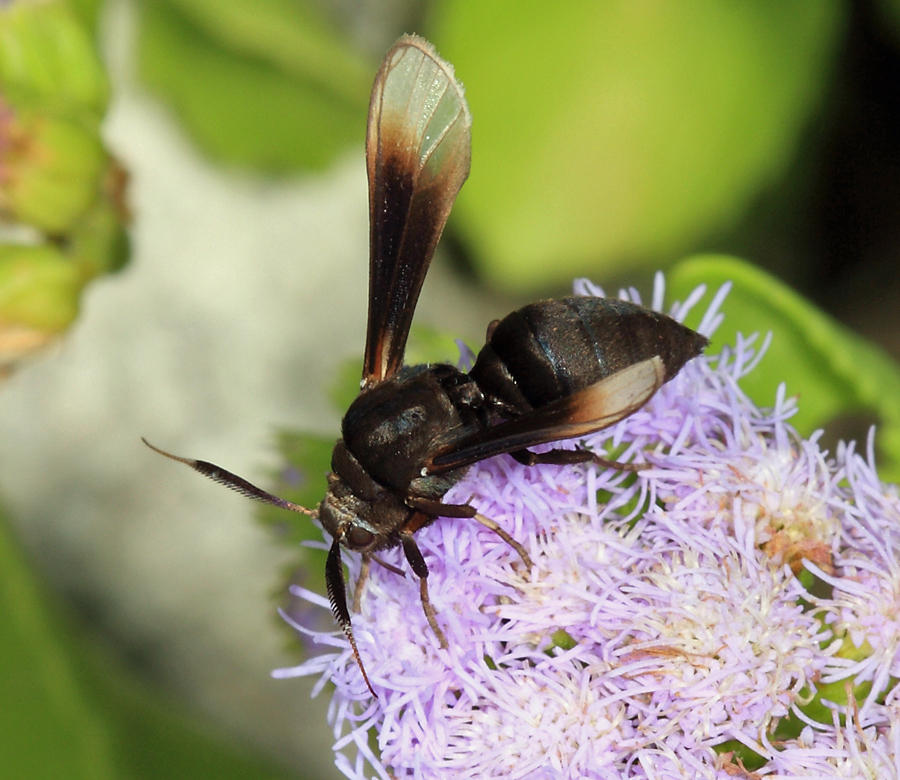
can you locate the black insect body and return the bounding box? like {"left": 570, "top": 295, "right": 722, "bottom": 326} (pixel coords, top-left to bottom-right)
{"left": 144, "top": 36, "right": 708, "bottom": 696}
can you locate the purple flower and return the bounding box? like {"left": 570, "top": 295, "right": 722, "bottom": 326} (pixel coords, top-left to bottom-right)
{"left": 274, "top": 275, "right": 900, "bottom": 779}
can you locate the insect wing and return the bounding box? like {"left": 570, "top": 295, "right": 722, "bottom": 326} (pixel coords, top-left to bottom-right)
{"left": 363, "top": 35, "right": 472, "bottom": 385}
{"left": 428, "top": 357, "right": 666, "bottom": 472}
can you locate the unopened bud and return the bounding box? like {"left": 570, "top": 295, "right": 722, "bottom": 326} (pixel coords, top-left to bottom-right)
{"left": 0, "top": 105, "right": 105, "bottom": 233}
{"left": 0, "top": 243, "right": 81, "bottom": 371}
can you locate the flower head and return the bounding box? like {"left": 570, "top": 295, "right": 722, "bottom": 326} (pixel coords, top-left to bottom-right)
{"left": 275, "top": 275, "right": 900, "bottom": 779}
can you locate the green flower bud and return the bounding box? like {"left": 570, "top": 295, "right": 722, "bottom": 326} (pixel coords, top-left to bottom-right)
{"left": 0, "top": 105, "right": 105, "bottom": 233}
{"left": 0, "top": 2, "right": 128, "bottom": 376}
{"left": 0, "top": 243, "right": 81, "bottom": 370}
{"left": 68, "top": 160, "right": 131, "bottom": 281}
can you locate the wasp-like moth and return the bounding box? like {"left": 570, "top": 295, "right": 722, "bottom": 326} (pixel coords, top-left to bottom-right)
{"left": 144, "top": 35, "right": 708, "bottom": 695}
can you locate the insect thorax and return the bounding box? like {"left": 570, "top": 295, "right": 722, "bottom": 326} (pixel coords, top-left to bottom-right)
{"left": 340, "top": 364, "right": 482, "bottom": 492}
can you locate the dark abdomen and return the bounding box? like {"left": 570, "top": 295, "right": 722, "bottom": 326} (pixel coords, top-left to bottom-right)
{"left": 470, "top": 297, "right": 707, "bottom": 413}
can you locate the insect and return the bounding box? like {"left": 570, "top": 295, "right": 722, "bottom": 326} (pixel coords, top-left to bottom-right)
{"left": 144, "top": 35, "right": 708, "bottom": 695}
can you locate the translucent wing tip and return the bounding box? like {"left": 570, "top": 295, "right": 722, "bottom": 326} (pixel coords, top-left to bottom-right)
{"left": 368, "top": 34, "right": 472, "bottom": 165}
{"left": 388, "top": 34, "right": 472, "bottom": 124}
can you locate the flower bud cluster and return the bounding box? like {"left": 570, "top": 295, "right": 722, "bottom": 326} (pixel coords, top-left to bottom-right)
{"left": 0, "top": 2, "right": 129, "bottom": 372}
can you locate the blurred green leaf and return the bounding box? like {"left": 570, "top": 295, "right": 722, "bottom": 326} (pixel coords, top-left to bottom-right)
{"left": 328, "top": 356, "right": 363, "bottom": 416}
{"left": 432, "top": 0, "right": 844, "bottom": 289}
{"left": 404, "top": 324, "right": 467, "bottom": 367}
{"left": 0, "top": 505, "right": 114, "bottom": 778}
{"left": 669, "top": 256, "right": 900, "bottom": 482}
{"left": 137, "top": 0, "right": 370, "bottom": 171}
{"left": 876, "top": 0, "right": 900, "bottom": 41}
{"left": 162, "top": 0, "right": 370, "bottom": 107}
{"left": 326, "top": 328, "right": 463, "bottom": 417}
{"left": 255, "top": 431, "right": 332, "bottom": 598}
{"left": 135, "top": 0, "right": 848, "bottom": 297}
{"left": 0, "top": 504, "right": 302, "bottom": 778}
{"left": 0, "top": 1, "right": 109, "bottom": 120}
{"left": 68, "top": 0, "right": 105, "bottom": 32}
{"left": 257, "top": 431, "right": 332, "bottom": 545}
{"left": 712, "top": 740, "right": 766, "bottom": 771}
{"left": 74, "top": 637, "right": 298, "bottom": 779}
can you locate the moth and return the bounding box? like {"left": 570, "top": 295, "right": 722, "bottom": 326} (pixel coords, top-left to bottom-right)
{"left": 145, "top": 35, "right": 708, "bottom": 695}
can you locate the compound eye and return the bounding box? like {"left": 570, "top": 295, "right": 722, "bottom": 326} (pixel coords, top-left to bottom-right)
{"left": 345, "top": 526, "right": 375, "bottom": 550}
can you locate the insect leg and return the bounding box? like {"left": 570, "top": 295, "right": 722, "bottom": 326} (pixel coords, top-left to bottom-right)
{"left": 352, "top": 556, "right": 371, "bottom": 613}
{"left": 399, "top": 527, "right": 429, "bottom": 578}
{"left": 509, "top": 447, "right": 646, "bottom": 472}
{"left": 354, "top": 553, "right": 407, "bottom": 618}
{"left": 370, "top": 555, "right": 406, "bottom": 577}
{"left": 509, "top": 447, "right": 595, "bottom": 466}
{"left": 418, "top": 575, "right": 447, "bottom": 649}
{"left": 400, "top": 517, "right": 449, "bottom": 648}
{"left": 473, "top": 512, "right": 533, "bottom": 570}
{"left": 351, "top": 554, "right": 403, "bottom": 616}
{"left": 406, "top": 495, "right": 477, "bottom": 518}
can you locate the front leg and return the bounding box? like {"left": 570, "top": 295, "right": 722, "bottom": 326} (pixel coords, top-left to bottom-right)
{"left": 352, "top": 554, "right": 407, "bottom": 613}
{"left": 407, "top": 491, "right": 532, "bottom": 569}
{"left": 352, "top": 555, "right": 371, "bottom": 613}
{"left": 398, "top": 513, "right": 448, "bottom": 648}
{"left": 406, "top": 494, "right": 477, "bottom": 518}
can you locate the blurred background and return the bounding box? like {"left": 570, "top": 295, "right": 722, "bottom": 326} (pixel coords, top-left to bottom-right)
{"left": 1, "top": 0, "right": 898, "bottom": 777}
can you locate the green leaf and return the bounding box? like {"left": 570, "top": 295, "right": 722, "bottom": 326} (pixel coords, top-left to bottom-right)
{"left": 550, "top": 629, "right": 577, "bottom": 652}
{"left": 136, "top": 0, "right": 369, "bottom": 171}
{"left": 326, "top": 328, "right": 463, "bottom": 416}
{"left": 73, "top": 638, "right": 299, "bottom": 780}
{"left": 876, "top": 0, "right": 900, "bottom": 42}
{"left": 712, "top": 739, "right": 766, "bottom": 770}
{"left": 328, "top": 356, "right": 364, "bottom": 416}
{"left": 432, "top": 0, "right": 844, "bottom": 289}
{"left": 67, "top": 0, "right": 105, "bottom": 33}
{"left": 404, "top": 324, "right": 467, "bottom": 368}
{"left": 256, "top": 431, "right": 332, "bottom": 545}
{"left": 0, "top": 502, "right": 308, "bottom": 779}
{"left": 669, "top": 256, "right": 900, "bottom": 482}
{"left": 0, "top": 506, "right": 114, "bottom": 778}
{"left": 0, "top": 1, "right": 109, "bottom": 120}
{"left": 254, "top": 431, "right": 332, "bottom": 601}
{"left": 161, "top": 0, "right": 369, "bottom": 107}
